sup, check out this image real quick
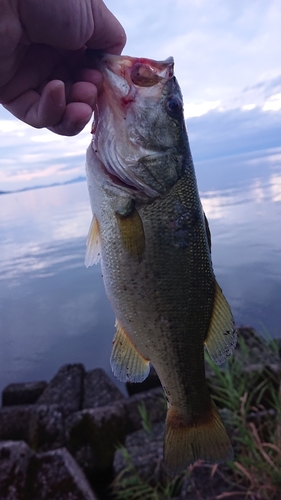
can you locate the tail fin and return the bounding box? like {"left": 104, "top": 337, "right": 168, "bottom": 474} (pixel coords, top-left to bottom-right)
{"left": 164, "top": 400, "right": 233, "bottom": 474}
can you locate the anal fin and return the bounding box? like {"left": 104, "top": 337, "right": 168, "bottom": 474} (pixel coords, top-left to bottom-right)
{"left": 110, "top": 320, "right": 150, "bottom": 383}
{"left": 85, "top": 216, "right": 101, "bottom": 267}
{"left": 204, "top": 281, "right": 237, "bottom": 365}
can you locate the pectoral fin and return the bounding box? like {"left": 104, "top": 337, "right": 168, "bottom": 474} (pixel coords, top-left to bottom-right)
{"left": 115, "top": 209, "right": 145, "bottom": 258}
{"left": 85, "top": 216, "right": 101, "bottom": 267}
{"left": 204, "top": 281, "right": 237, "bottom": 365}
{"left": 110, "top": 320, "right": 150, "bottom": 383}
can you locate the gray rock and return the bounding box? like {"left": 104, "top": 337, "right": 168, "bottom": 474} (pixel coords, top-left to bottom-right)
{"left": 179, "top": 465, "right": 245, "bottom": 499}
{"left": 2, "top": 381, "right": 48, "bottom": 407}
{"left": 83, "top": 368, "right": 124, "bottom": 409}
{"left": 37, "top": 363, "right": 85, "bottom": 415}
{"left": 113, "top": 422, "right": 165, "bottom": 486}
{"left": 126, "top": 365, "right": 161, "bottom": 396}
{"left": 0, "top": 404, "right": 65, "bottom": 452}
{"left": 244, "top": 362, "right": 281, "bottom": 376}
{"left": 0, "top": 405, "right": 33, "bottom": 442}
{"left": 27, "top": 448, "right": 98, "bottom": 500}
{"left": 124, "top": 387, "right": 166, "bottom": 433}
{"left": 66, "top": 402, "right": 127, "bottom": 472}
{"left": 234, "top": 327, "right": 280, "bottom": 365}
{"left": 28, "top": 404, "right": 65, "bottom": 452}
{"left": 0, "top": 440, "right": 34, "bottom": 500}
{"left": 113, "top": 410, "right": 235, "bottom": 494}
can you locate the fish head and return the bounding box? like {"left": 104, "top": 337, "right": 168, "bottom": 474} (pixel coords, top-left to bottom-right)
{"left": 88, "top": 53, "right": 190, "bottom": 198}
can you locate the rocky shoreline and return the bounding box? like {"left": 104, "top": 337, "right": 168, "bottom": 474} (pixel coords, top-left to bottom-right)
{"left": 0, "top": 327, "right": 280, "bottom": 499}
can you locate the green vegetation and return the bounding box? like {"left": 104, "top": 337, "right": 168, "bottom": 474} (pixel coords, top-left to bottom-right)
{"left": 111, "top": 335, "right": 281, "bottom": 499}
{"left": 206, "top": 338, "right": 281, "bottom": 499}
{"left": 111, "top": 444, "right": 184, "bottom": 500}
{"left": 137, "top": 401, "right": 153, "bottom": 436}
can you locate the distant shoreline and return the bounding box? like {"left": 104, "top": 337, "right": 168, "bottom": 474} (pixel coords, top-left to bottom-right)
{"left": 0, "top": 176, "right": 86, "bottom": 196}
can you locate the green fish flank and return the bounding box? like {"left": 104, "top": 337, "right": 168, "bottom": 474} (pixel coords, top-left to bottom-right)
{"left": 85, "top": 53, "right": 237, "bottom": 473}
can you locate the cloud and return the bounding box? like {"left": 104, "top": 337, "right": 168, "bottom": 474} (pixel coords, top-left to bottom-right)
{"left": 241, "top": 74, "right": 281, "bottom": 109}
{"left": 107, "top": 0, "right": 281, "bottom": 107}
{"left": 185, "top": 100, "right": 221, "bottom": 118}
{"left": 0, "top": 101, "right": 280, "bottom": 192}
{"left": 186, "top": 106, "right": 281, "bottom": 192}
{"left": 263, "top": 93, "right": 281, "bottom": 111}
{"left": 187, "top": 106, "right": 281, "bottom": 162}
{"left": 0, "top": 0, "right": 280, "bottom": 190}
{"left": 0, "top": 106, "right": 91, "bottom": 191}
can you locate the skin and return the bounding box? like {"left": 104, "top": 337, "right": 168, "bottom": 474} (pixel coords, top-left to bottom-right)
{"left": 86, "top": 55, "right": 235, "bottom": 470}
{"left": 0, "top": 0, "right": 126, "bottom": 135}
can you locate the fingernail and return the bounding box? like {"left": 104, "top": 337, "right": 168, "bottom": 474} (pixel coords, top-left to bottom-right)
{"left": 50, "top": 83, "right": 65, "bottom": 107}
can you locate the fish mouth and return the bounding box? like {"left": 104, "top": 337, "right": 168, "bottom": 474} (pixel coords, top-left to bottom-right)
{"left": 96, "top": 52, "right": 174, "bottom": 91}
{"left": 87, "top": 52, "right": 175, "bottom": 196}
{"left": 88, "top": 50, "right": 174, "bottom": 97}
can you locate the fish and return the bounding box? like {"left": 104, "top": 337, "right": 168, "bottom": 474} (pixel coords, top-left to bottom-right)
{"left": 85, "top": 52, "right": 237, "bottom": 473}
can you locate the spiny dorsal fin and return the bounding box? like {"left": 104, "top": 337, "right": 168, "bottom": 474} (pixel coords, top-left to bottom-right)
{"left": 110, "top": 320, "right": 150, "bottom": 383}
{"left": 115, "top": 209, "right": 145, "bottom": 258}
{"left": 204, "top": 281, "right": 237, "bottom": 365}
{"left": 85, "top": 216, "right": 101, "bottom": 267}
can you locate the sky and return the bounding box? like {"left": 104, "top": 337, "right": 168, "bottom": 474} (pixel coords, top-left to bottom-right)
{"left": 0, "top": 0, "right": 280, "bottom": 191}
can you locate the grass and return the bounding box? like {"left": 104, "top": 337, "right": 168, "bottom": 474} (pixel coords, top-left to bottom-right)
{"left": 203, "top": 336, "right": 281, "bottom": 499}
{"left": 137, "top": 401, "right": 153, "bottom": 436}
{"left": 111, "top": 334, "right": 281, "bottom": 499}
{"left": 111, "top": 445, "right": 184, "bottom": 500}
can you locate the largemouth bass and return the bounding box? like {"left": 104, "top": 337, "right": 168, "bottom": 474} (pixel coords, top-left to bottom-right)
{"left": 85, "top": 53, "right": 237, "bottom": 473}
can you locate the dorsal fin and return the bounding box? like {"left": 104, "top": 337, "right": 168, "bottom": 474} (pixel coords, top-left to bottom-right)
{"left": 204, "top": 281, "right": 237, "bottom": 365}
{"left": 110, "top": 320, "right": 150, "bottom": 383}
{"left": 204, "top": 212, "right": 212, "bottom": 253}
{"left": 85, "top": 216, "right": 101, "bottom": 267}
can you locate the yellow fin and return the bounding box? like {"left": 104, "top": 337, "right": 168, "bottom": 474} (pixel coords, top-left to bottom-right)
{"left": 204, "top": 281, "right": 237, "bottom": 365}
{"left": 110, "top": 320, "right": 150, "bottom": 383}
{"left": 85, "top": 216, "right": 101, "bottom": 267}
{"left": 164, "top": 400, "right": 233, "bottom": 474}
{"left": 116, "top": 209, "right": 145, "bottom": 258}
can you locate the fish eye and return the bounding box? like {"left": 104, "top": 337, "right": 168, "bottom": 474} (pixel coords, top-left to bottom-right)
{"left": 165, "top": 95, "right": 182, "bottom": 118}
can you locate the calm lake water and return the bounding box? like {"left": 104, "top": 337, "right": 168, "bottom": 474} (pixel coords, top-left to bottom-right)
{"left": 1, "top": 146, "right": 281, "bottom": 395}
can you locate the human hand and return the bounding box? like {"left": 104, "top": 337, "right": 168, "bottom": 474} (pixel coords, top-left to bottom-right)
{"left": 0, "top": 0, "right": 126, "bottom": 135}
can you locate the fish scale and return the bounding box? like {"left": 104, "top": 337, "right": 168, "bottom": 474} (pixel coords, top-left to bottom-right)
{"left": 85, "top": 52, "right": 237, "bottom": 473}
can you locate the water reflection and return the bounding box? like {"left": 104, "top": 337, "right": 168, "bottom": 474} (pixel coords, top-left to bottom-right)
{"left": 0, "top": 152, "right": 281, "bottom": 395}
{"left": 199, "top": 164, "right": 281, "bottom": 343}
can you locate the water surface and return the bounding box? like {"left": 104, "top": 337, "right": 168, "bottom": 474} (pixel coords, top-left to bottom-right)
{"left": 0, "top": 147, "right": 281, "bottom": 395}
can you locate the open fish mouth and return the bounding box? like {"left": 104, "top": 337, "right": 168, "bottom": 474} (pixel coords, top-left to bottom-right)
{"left": 96, "top": 53, "right": 174, "bottom": 95}
{"left": 88, "top": 52, "right": 175, "bottom": 196}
